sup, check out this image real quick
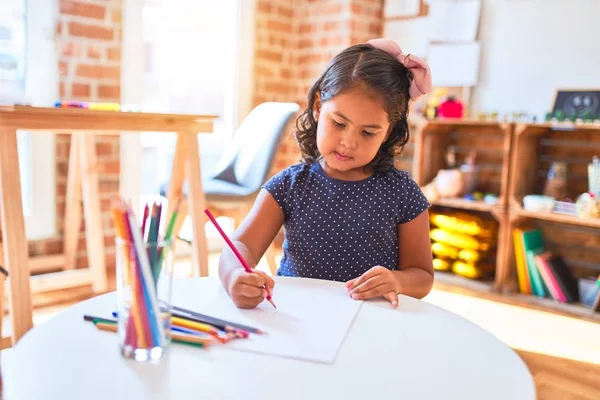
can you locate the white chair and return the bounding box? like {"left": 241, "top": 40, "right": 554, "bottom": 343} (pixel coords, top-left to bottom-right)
{"left": 160, "top": 102, "right": 300, "bottom": 274}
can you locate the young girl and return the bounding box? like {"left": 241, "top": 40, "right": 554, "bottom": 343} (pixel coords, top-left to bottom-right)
{"left": 218, "top": 38, "right": 434, "bottom": 309}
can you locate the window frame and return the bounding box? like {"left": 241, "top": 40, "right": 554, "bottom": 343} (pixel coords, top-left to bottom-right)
{"left": 18, "top": 0, "right": 58, "bottom": 240}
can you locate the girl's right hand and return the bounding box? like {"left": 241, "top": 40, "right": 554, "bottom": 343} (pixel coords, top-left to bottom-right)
{"left": 227, "top": 269, "right": 275, "bottom": 309}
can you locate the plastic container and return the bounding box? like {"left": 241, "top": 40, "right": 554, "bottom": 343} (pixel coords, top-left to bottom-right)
{"left": 523, "top": 195, "right": 555, "bottom": 212}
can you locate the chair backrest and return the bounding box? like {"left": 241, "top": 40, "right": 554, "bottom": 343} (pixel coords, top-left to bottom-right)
{"left": 212, "top": 102, "right": 300, "bottom": 190}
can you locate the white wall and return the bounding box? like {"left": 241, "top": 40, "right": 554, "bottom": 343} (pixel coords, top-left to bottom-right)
{"left": 473, "top": 0, "right": 600, "bottom": 118}
{"left": 385, "top": 0, "right": 600, "bottom": 119}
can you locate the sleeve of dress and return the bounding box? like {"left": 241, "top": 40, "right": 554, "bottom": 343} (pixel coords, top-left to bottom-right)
{"left": 398, "top": 171, "right": 430, "bottom": 224}
{"left": 262, "top": 167, "right": 292, "bottom": 216}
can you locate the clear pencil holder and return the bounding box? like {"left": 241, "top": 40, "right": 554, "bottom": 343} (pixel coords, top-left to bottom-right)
{"left": 115, "top": 237, "right": 174, "bottom": 362}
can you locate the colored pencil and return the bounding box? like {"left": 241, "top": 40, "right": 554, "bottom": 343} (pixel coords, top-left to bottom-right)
{"left": 154, "top": 199, "right": 179, "bottom": 279}
{"left": 171, "top": 311, "right": 250, "bottom": 337}
{"left": 123, "top": 206, "right": 155, "bottom": 347}
{"left": 203, "top": 208, "right": 276, "bottom": 309}
{"left": 126, "top": 207, "right": 166, "bottom": 347}
{"left": 83, "top": 315, "right": 117, "bottom": 324}
{"left": 93, "top": 322, "right": 212, "bottom": 347}
{"left": 141, "top": 203, "right": 150, "bottom": 239}
{"left": 171, "top": 305, "right": 265, "bottom": 335}
{"left": 171, "top": 316, "right": 220, "bottom": 335}
{"left": 111, "top": 205, "right": 146, "bottom": 348}
{"left": 148, "top": 203, "right": 160, "bottom": 280}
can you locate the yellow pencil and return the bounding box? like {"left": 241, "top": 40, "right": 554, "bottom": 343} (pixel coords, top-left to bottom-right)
{"left": 171, "top": 316, "right": 220, "bottom": 335}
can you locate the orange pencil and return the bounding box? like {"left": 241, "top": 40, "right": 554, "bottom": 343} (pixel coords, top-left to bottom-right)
{"left": 111, "top": 205, "right": 147, "bottom": 348}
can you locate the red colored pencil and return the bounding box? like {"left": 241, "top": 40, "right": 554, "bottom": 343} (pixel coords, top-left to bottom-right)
{"left": 141, "top": 203, "right": 150, "bottom": 239}
{"left": 204, "top": 209, "right": 276, "bottom": 309}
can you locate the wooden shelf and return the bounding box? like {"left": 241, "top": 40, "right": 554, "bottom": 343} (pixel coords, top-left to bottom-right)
{"left": 515, "top": 121, "right": 600, "bottom": 135}
{"left": 503, "top": 292, "right": 600, "bottom": 323}
{"left": 410, "top": 116, "right": 508, "bottom": 129}
{"left": 432, "top": 198, "right": 498, "bottom": 213}
{"left": 514, "top": 208, "right": 600, "bottom": 229}
{"left": 433, "top": 271, "right": 496, "bottom": 293}
{"left": 434, "top": 272, "right": 600, "bottom": 322}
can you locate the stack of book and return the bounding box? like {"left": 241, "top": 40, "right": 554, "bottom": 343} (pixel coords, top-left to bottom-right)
{"left": 513, "top": 228, "right": 579, "bottom": 303}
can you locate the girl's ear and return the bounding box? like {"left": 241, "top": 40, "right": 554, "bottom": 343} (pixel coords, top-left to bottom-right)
{"left": 312, "top": 91, "right": 322, "bottom": 121}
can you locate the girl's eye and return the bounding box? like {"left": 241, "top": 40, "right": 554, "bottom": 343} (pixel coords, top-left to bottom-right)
{"left": 333, "top": 120, "right": 345, "bottom": 128}
{"left": 362, "top": 130, "right": 375, "bottom": 137}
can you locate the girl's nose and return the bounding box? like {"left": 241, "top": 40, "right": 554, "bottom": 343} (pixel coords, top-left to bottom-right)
{"left": 340, "top": 133, "right": 357, "bottom": 150}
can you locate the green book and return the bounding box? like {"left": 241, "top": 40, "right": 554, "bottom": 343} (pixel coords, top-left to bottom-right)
{"left": 521, "top": 229, "right": 549, "bottom": 297}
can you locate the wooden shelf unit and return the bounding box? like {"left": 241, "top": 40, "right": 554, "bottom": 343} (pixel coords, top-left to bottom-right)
{"left": 506, "top": 123, "right": 600, "bottom": 313}
{"left": 411, "top": 118, "right": 513, "bottom": 291}
{"left": 410, "top": 119, "right": 600, "bottom": 317}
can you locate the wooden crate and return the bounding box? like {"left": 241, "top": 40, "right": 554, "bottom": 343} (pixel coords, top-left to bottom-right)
{"left": 394, "top": 119, "right": 419, "bottom": 176}
{"left": 507, "top": 123, "right": 600, "bottom": 314}
{"left": 411, "top": 119, "right": 513, "bottom": 291}
{"left": 412, "top": 119, "right": 512, "bottom": 208}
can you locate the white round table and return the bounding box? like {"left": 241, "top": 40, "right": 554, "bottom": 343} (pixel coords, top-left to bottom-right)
{"left": 5, "top": 277, "right": 535, "bottom": 399}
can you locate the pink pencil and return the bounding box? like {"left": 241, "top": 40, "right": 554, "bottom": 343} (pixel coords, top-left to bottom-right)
{"left": 204, "top": 209, "right": 276, "bottom": 309}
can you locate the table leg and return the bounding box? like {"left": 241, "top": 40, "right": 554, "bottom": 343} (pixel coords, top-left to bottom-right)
{"left": 0, "top": 128, "right": 33, "bottom": 343}
{"left": 64, "top": 135, "right": 82, "bottom": 270}
{"left": 79, "top": 134, "right": 107, "bottom": 293}
{"left": 185, "top": 133, "right": 209, "bottom": 277}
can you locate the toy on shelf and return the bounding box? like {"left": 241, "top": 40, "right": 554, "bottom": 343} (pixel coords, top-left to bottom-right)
{"left": 429, "top": 210, "right": 497, "bottom": 279}
{"left": 421, "top": 149, "right": 478, "bottom": 203}
{"left": 543, "top": 162, "right": 568, "bottom": 201}
{"left": 437, "top": 96, "right": 463, "bottom": 119}
{"left": 576, "top": 192, "right": 600, "bottom": 219}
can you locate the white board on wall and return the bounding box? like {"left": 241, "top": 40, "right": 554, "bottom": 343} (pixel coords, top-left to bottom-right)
{"left": 383, "top": 17, "right": 430, "bottom": 58}
{"left": 427, "top": 0, "right": 481, "bottom": 42}
{"left": 427, "top": 42, "right": 481, "bottom": 87}
{"left": 384, "top": 0, "right": 420, "bottom": 18}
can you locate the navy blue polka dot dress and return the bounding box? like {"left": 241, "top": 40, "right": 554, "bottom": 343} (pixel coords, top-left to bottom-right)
{"left": 262, "top": 162, "right": 430, "bottom": 282}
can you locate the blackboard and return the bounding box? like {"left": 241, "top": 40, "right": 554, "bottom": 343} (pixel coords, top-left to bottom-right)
{"left": 551, "top": 90, "right": 600, "bottom": 119}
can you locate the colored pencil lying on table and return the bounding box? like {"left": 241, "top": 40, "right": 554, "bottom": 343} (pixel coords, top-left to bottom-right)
{"left": 203, "top": 208, "right": 277, "bottom": 309}
{"left": 110, "top": 310, "right": 241, "bottom": 343}
{"left": 93, "top": 322, "right": 212, "bottom": 348}
{"left": 84, "top": 315, "right": 214, "bottom": 347}
{"left": 171, "top": 310, "right": 250, "bottom": 338}
{"left": 171, "top": 305, "right": 265, "bottom": 335}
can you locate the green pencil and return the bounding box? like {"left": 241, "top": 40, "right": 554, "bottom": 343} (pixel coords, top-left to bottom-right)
{"left": 156, "top": 201, "right": 180, "bottom": 278}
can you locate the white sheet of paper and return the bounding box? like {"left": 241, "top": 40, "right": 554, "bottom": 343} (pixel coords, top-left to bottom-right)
{"left": 197, "top": 278, "right": 363, "bottom": 364}
{"left": 427, "top": 42, "right": 481, "bottom": 87}
{"left": 384, "top": 0, "right": 420, "bottom": 18}
{"left": 384, "top": 18, "right": 431, "bottom": 58}
{"left": 427, "top": 0, "right": 481, "bottom": 42}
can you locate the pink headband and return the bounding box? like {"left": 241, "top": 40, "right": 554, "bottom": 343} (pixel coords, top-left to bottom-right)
{"left": 367, "top": 38, "right": 432, "bottom": 101}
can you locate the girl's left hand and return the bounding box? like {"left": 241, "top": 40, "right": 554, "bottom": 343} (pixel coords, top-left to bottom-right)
{"left": 345, "top": 266, "right": 401, "bottom": 307}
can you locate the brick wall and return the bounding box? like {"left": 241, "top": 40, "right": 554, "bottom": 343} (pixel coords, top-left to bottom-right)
{"left": 28, "top": 0, "right": 123, "bottom": 271}
{"left": 26, "top": 0, "right": 381, "bottom": 267}
{"left": 253, "top": 0, "right": 384, "bottom": 171}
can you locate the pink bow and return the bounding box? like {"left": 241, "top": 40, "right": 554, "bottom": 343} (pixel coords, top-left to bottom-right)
{"left": 367, "top": 38, "right": 432, "bottom": 101}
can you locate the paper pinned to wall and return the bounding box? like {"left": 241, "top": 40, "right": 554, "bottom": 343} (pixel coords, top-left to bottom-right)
{"left": 384, "top": 18, "right": 431, "bottom": 58}
{"left": 384, "top": 0, "right": 421, "bottom": 18}
{"left": 193, "top": 278, "right": 363, "bottom": 364}
{"left": 427, "top": 0, "right": 481, "bottom": 42}
{"left": 427, "top": 42, "right": 481, "bottom": 87}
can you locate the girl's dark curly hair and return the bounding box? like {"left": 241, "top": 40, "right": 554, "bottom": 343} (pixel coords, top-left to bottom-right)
{"left": 295, "top": 43, "right": 413, "bottom": 173}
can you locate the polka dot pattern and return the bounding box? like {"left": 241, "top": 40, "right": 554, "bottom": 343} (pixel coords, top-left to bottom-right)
{"left": 262, "top": 163, "right": 430, "bottom": 282}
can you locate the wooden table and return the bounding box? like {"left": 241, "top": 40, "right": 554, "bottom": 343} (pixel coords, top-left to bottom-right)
{"left": 5, "top": 277, "right": 536, "bottom": 399}
{"left": 0, "top": 106, "right": 217, "bottom": 345}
